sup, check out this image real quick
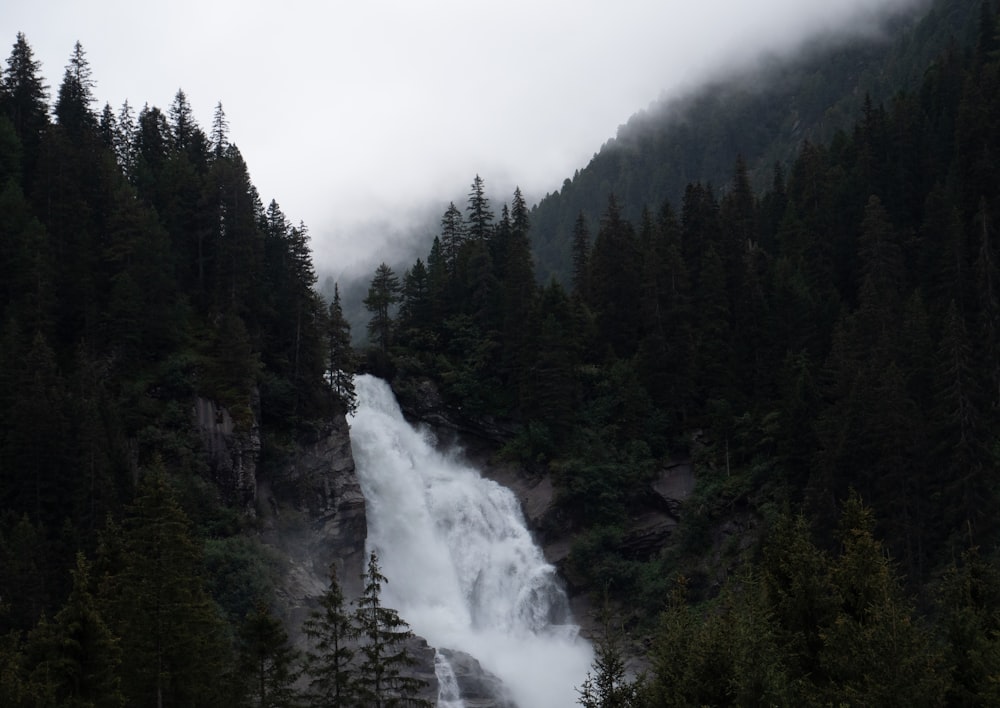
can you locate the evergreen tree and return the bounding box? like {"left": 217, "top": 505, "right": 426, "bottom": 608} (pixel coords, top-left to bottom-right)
{"left": 576, "top": 602, "right": 643, "bottom": 708}
{"left": 570, "top": 211, "right": 591, "bottom": 302}
{"left": 589, "top": 194, "right": 642, "bottom": 360}
{"left": 211, "top": 101, "right": 229, "bottom": 158}
{"left": 0, "top": 33, "right": 49, "bottom": 180}
{"left": 364, "top": 263, "right": 400, "bottom": 357}
{"left": 25, "top": 553, "right": 124, "bottom": 708}
{"left": 936, "top": 546, "right": 1000, "bottom": 706}
{"left": 326, "top": 283, "right": 357, "bottom": 414}
{"left": 168, "top": 89, "right": 196, "bottom": 153}
{"left": 302, "top": 564, "right": 358, "bottom": 708}
{"left": 353, "top": 551, "right": 431, "bottom": 707}
{"left": 53, "top": 41, "right": 97, "bottom": 138}
{"left": 465, "top": 174, "right": 493, "bottom": 242}
{"left": 238, "top": 603, "right": 301, "bottom": 708}
{"left": 112, "top": 100, "right": 137, "bottom": 178}
{"left": 102, "top": 468, "right": 232, "bottom": 708}
{"left": 439, "top": 202, "right": 465, "bottom": 276}
{"left": 500, "top": 187, "right": 537, "bottom": 407}
{"left": 817, "top": 495, "right": 946, "bottom": 706}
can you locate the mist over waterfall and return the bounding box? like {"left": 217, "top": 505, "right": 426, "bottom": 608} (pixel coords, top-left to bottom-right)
{"left": 348, "top": 374, "right": 593, "bottom": 707}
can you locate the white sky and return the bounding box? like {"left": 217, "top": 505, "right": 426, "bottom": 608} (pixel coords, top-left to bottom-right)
{"left": 2, "top": 0, "right": 919, "bottom": 278}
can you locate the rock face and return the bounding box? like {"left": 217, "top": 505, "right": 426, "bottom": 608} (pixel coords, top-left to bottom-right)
{"left": 194, "top": 396, "right": 260, "bottom": 512}
{"left": 619, "top": 461, "right": 694, "bottom": 560}
{"left": 439, "top": 649, "right": 519, "bottom": 708}
{"left": 262, "top": 416, "right": 368, "bottom": 601}
{"left": 394, "top": 377, "right": 520, "bottom": 445}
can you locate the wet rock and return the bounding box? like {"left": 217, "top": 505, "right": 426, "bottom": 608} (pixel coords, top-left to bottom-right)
{"left": 438, "top": 648, "right": 518, "bottom": 708}
{"left": 264, "top": 415, "right": 368, "bottom": 602}
{"left": 194, "top": 395, "right": 260, "bottom": 512}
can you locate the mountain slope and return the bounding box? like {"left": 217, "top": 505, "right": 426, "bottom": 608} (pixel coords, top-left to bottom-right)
{"left": 530, "top": 0, "right": 980, "bottom": 283}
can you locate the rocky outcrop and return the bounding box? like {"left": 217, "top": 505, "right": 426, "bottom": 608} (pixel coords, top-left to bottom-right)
{"left": 194, "top": 396, "right": 260, "bottom": 512}
{"left": 439, "top": 649, "right": 518, "bottom": 707}
{"left": 619, "top": 461, "right": 694, "bottom": 560}
{"left": 394, "top": 377, "right": 520, "bottom": 446}
{"left": 261, "top": 416, "right": 368, "bottom": 602}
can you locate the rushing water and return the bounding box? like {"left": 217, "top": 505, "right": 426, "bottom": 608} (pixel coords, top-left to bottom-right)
{"left": 348, "top": 374, "right": 592, "bottom": 707}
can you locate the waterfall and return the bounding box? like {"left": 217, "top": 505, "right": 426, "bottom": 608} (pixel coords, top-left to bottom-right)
{"left": 348, "top": 374, "right": 593, "bottom": 707}
{"left": 434, "top": 651, "right": 463, "bottom": 708}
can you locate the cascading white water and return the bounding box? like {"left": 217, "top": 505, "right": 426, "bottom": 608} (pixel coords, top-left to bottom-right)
{"left": 434, "top": 651, "right": 463, "bottom": 708}
{"left": 348, "top": 374, "right": 593, "bottom": 707}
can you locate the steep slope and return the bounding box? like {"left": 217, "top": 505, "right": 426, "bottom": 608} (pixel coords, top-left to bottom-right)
{"left": 530, "top": 0, "right": 980, "bottom": 283}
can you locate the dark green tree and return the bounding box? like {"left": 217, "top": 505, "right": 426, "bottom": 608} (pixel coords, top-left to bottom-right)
{"left": 465, "top": 174, "right": 493, "bottom": 242}
{"left": 210, "top": 101, "right": 229, "bottom": 158}
{"left": 570, "top": 211, "right": 591, "bottom": 301}
{"left": 364, "top": 262, "right": 400, "bottom": 357}
{"left": 53, "top": 41, "right": 97, "bottom": 139}
{"left": 326, "top": 283, "right": 357, "bottom": 414}
{"left": 353, "top": 551, "right": 431, "bottom": 707}
{"left": 25, "top": 553, "right": 124, "bottom": 708}
{"left": 237, "top": 603, "right": 301, "bottom": 708}
{"left": 302, "top": 564, "right": 358, "bottom": 708}
{"left": 576, "top": 601, "right": 643, "bottom": 708}
{"left": 936, "top": 546, "right": 1000, "bottom": 706}
{"left": 0, "top": 33, "right": 49, "bottom": 180}
{"left": 439, "top": 202, "right": 465, "bottom": 275}
{"left": 102, "top": 468, "right": 232, "bottom": 708}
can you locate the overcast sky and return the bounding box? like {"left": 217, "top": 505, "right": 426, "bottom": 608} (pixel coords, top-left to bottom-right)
{"left": 3, "top": 0, "right": 920, "bottom": 279}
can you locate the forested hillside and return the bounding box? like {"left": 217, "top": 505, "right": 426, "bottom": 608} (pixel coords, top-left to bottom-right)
{"left": 0, "top": 34, "right": 400, "bottom": 707}
{"left": 5, "top": 0, "right": 1000, "bottom": 703}
{"left": 530, "top": 0, "right": 983, "bottom": 284}
{"left": 362, "top": 0, "right": 1000, "bottom": 702}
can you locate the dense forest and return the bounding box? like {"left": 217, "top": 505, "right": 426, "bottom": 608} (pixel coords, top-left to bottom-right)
{"left": 529, "top": 0, "right": 985, "bottom": 284}
{"left": 0, "top": 33, "right": 437, "bottom": 708}
{"left": 360, "top": 0, "right": 1000, "bottom": 703}
{"left": 4, "top": 0, "right": 1000, "bottom": 704}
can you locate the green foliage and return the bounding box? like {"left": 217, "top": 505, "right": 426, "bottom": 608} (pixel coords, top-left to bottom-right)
{"left": 101, "top": 468, "right": 233, "bottom": 707}
{"left": 935, "top": 545, "right": 1000, "bottom": 705}
{"left": 237, "top": 603, "right": 301, "bottom": 708}
{"left": 577, "top": 601, "right": 644, "bottom": 708}
{"left": 353, "top": 551, "right": 431, "bottom": 707}
{"left": 24, "top": 553, "right": 124, "bottom": 708}
{"left": 204, "top": 535, "right": 281, "bottom": 625}
{"left": 648, "top": 500, "right": 947, "bottom": 706}
{"left": 302, "top": 565, "right": 358, "bottom": 707}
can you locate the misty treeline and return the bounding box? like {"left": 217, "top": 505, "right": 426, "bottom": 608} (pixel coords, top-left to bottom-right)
{"left": 0, "top": 33, "right": 374, "bottom": 707}
{"left": 357, "top": 2, "right": 1000, "bottom": 704}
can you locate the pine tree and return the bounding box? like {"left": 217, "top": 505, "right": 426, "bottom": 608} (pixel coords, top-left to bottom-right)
{"left": 113, "top": 100, "right": 137, "bottom": 178}
{"left": 326, "top": 283, "right": 357, "bottom": 414}
{"left": 818, "top": 495, "right": 946, "bottom": 705}
{"left": 103, "top": 468, "right": 232, "bottom": 707}
{"left": 364, "top": 263, "right": 400, "bottom": 356}
{"left": 0, "top": 33, "right": 49, "bottom": 180}
{"left": 211, "top": 101, "right": 229, "bottom": 158}
{"left": 439, "top": 202, "right": 465, "bottom": 276}
{"left": 238, "top": 604, "right": 301, "bottom": 708}
{"left": 936, "top": 545, "right": 1000, "bottom": 706}
{"left": 577, "top": 601, "right": 643, "bottom": 708}
{"left": 53, "top": 41, "right": 97, "bottom": 138}
{"left": 501, "top": 187, "right": 537, "bottom": 407}
{"left": 25, "top": 553, "right": 124, "bottom": 708}
{"left": 353, "top": 552, "right": 431, "bottom": 707}
{"left": 302, "top": 564, "right": 358, "bottom": 707}
{"left": 570, "top": 211, "right": 591, "bottom": 302}
{"left": 168, "top": 89, "right": 196, "bottom": 154}
{"left": 465, "top": 174, "right": 493, "bottom": 242}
